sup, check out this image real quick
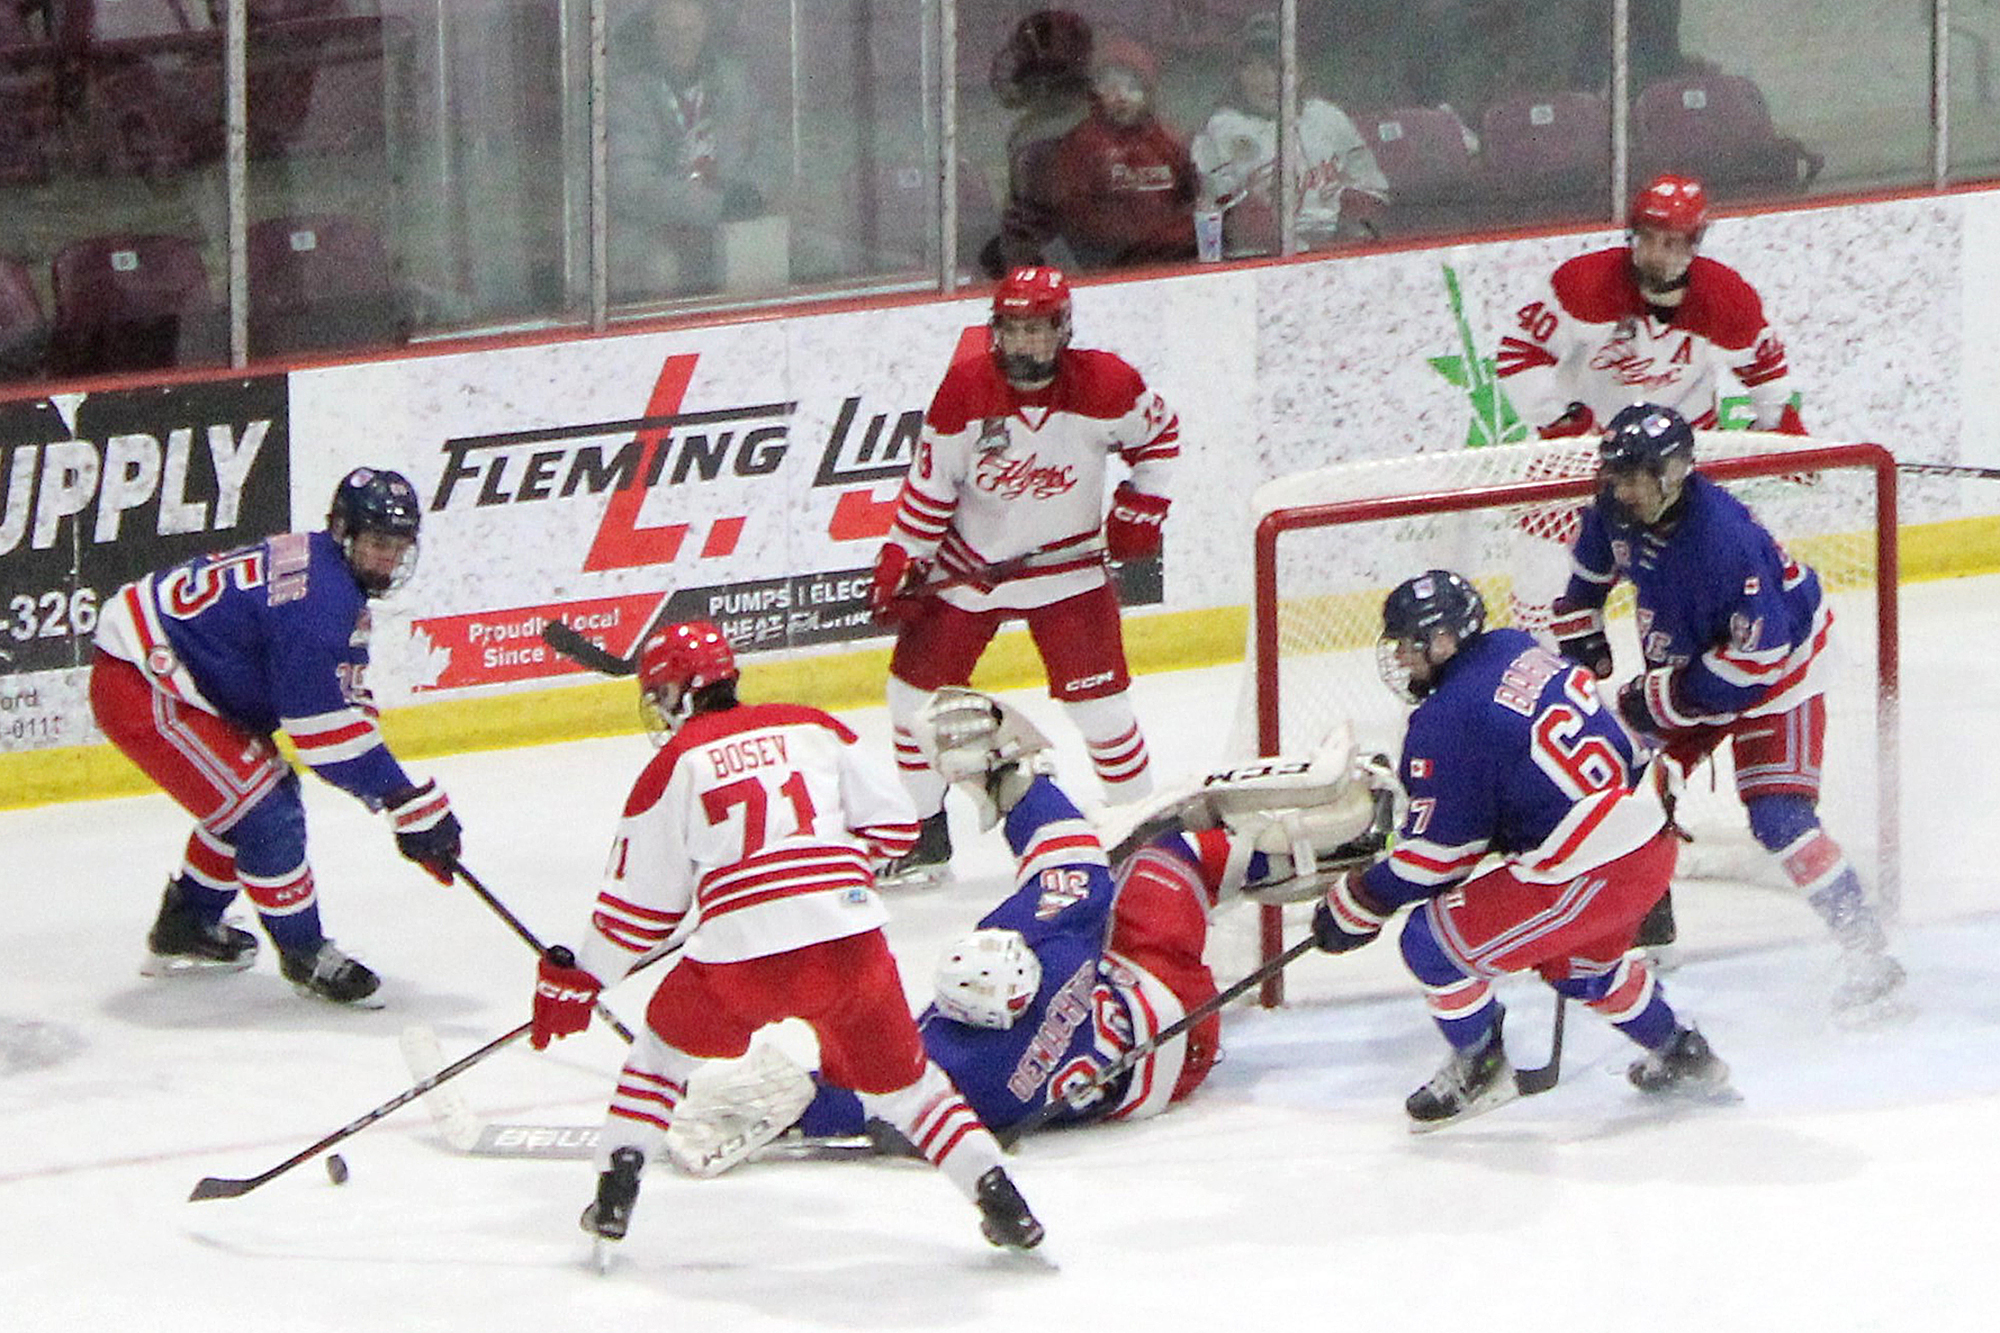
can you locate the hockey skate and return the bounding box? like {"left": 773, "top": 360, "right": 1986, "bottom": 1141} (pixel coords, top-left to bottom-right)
{"left": 974, "top": 1165, "right": 1045, "bottom": 1250}
{"left": 877, "top": 810, "right": 952, "bottom": 888}
{"left": 1627, "top": 1025, "right": 1734, "bottom": 1098}
{"left": 1406, "top": 1014, "right": 1518, "bottom": 1132}
{"left": 141, "top": 880, "right": 257, "bottom": 977}
{"left": 279, "top": 940, "right": 381, "bottom": 1006}
{"left": 1832, "top": 947, "right": 1911, "bottom": 1027}
{"left": 580, "top": 1146, "right": 645, "bottom": 1241}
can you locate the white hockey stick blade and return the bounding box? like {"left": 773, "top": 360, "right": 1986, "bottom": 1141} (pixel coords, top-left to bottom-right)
{"left": 398, "top": 1024, "right": 489, "bottom": 1152}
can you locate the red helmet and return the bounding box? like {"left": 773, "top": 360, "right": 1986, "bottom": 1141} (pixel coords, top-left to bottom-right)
{"left": 1631, "top": 174, "right": 1708, "bottom": 237}
{"left": 637, "top": 620, "right": 738, "bottom": 737}
{"left": 992, "top": 265, "right": 1071, "bottom": 322}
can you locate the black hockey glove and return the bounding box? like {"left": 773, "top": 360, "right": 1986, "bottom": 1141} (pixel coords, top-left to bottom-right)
{"left": 385, "top": 780, "right": 461, "bottom": 885}
{"left": 1310, "top": 873, "right": 1389, "bottom": 954}
{"left": 1549, "top": 597, "right": 1613, "bottom": 680}
{"left": 1615, "top": 670, "right": 1691, "bottom": 741}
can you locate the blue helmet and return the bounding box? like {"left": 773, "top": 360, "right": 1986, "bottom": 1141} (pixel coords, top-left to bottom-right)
{"left": 1379, "top": 569, "right": 1485, "bottom": 701}
{"left": 327, "top": 467, "right": 421, "bottom": 595}
{"left": 1598, "top": 403, "right": 1696, "bottom": 476}
{"left": 1382, "top": 569, "right": 1486, "bottom": 645}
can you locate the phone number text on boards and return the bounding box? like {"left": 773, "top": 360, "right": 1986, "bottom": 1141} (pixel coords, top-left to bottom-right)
{"left": 4, "top": 586, "right": 102, "bottom": 643}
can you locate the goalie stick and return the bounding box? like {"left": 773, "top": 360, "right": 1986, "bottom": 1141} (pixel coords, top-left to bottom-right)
{"left": 397, "top": 1024, "right": 881, "bottom": 1165}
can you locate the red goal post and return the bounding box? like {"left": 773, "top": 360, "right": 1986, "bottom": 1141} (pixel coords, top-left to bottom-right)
{"left": 1237, "top": 435, "right": 1900, "bottom": 1007}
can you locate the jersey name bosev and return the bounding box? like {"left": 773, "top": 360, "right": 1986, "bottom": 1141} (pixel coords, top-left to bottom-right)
{"left": 888, "top": 347, "right": 1179, "bottom": 612}
{"left": 918, "top": 776, "right": 1193, "bottom": 1130}
{"left": 1363, "top": 628, "right": 1665, "bottom": 911}
{"left": 1563, "top": 472, "right": 1832, "bottom": 725}
{"left": 1497, "top": 248, "right": 1798, "bottom": 432}
{"left": 94, "top": 529, "right": 414, "bottom": 807}
{"left": 578, "top": 702, "right": 920, "bottom": 981}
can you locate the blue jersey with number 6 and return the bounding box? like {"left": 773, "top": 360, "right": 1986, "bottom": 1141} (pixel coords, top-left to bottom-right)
{"left": 1361, "top": 627, "right": 1664, "bottom": 912}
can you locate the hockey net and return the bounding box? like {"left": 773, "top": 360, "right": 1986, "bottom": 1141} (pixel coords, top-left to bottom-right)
{"left": 1211, "top": 433, "right": 1899, "bottom": 1006}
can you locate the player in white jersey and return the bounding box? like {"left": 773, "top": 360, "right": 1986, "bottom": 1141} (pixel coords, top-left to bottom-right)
{"left": 1189, "top": 17, "right": 1388, "bottom": 257}
{"left": 869, "top": 265, "right": 1180, "bottom": 882}
{"left": 1496, "top": 173, "right": 1806, "bottom": 439}
{"left": 529, "top": 620, "right": 1043, "bottom": 1253}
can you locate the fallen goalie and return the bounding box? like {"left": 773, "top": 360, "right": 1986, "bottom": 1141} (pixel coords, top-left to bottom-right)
{"left": 662, "top": 685, "right": 1395, "bottom": 1178}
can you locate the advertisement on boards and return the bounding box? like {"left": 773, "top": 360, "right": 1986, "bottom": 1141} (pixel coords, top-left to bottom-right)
{"left": 289, "top": 287, "right": 1226, "bottom": 705}
{"left": 0, "top": 379, "right": 291, "bottom": 752}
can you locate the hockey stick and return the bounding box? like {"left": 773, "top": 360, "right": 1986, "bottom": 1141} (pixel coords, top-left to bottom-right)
{"left": 899, "top": 535, "right": 1110, "bottom": 601}
{"left": 189, "top": 1021, "right": 533, "bottom": 1200}
{"left": 1512, "top": 994, "right": 1566, "bottom": 1096}
{"left": 542, "top": 619, "right": 639, "bottom": 676}
{"left": 1897, "top": 460, "right": 2000, "bottom": 481}
{"left": 451, "top": 862, "right": 636, "bottom": 1043}
{"left": 997, "top": 935, "right": 1317, "bottom": 1149}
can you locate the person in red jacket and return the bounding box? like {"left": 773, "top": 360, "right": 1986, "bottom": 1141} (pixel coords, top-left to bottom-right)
{"left": 1040, "top": 36, "right": 1197, "bottom": 270}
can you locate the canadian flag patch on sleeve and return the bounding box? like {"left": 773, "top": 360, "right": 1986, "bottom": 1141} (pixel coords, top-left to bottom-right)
{"left": 1408, "top": 758, "right": 1433, "bottom": 779}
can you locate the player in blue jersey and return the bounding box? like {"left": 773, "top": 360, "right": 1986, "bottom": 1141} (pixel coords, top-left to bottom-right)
{"left": 89, "top": 468, "right": 463, "bottom": 1004}
{"left": 1309, "top": 570, "right": 1731, "bottom": 1129}
{"left": 658, "top": 686, "right": 1391, "bottom": 1174}
{"left": 1547, "top": 403, "right": 1905, "bottom": 1015}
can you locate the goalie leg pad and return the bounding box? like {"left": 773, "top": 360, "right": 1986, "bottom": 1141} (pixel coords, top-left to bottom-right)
{"left": 663, "top": 1042, "right": 818, "bottom": 1179}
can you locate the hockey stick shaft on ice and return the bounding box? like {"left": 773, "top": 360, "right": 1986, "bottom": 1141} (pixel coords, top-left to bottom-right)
{"left": 997, "top": 935, "right": 1317, "bottom": 1148}
{"left": 188, "top": 1021, "right": 534, "bottom": 1200}
{"left": 452, "top": 862, "right": 636, "bottom": 1043}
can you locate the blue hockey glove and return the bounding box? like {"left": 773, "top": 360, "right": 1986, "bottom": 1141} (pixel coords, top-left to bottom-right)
{"left": 1310, "top": 872, "right": 1389, "bottom": 954}
{"left": 1549, "top": 598, "right": 1613, "bottom": 680}
{"left": 385, "top": 780, "right": 461, "bottom": 885}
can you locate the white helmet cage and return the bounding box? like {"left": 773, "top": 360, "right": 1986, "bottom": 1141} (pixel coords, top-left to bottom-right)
{"left": 933, "top": 928, "right": 1042, "bottom": 1029}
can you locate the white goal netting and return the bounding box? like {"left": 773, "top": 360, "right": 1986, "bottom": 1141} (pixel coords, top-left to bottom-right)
{"left": 1205, "top": 432, "right": 1899, "bottom": 1003}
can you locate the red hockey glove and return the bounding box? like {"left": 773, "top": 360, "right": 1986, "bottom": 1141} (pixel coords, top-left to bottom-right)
{"left": 1549, "top": 597, "right": 1613, "bottom": 679}
{"left": 531, "top": 946, "right": 600, "bottom": 1050}
{"left": 385, "top": 780, "right": 461, "bottom": 885}
{"left": 869, "top": 543, "right": 927, "bottom": 628}
{"left": 1538, "top": 403, "right": 1597, "bottom": 440}
{"left": 1105, "top": 482, "right": 1170, "bottom": 560}
{"left": 1310, "top": 872, "right": 1389, "bottom": 954}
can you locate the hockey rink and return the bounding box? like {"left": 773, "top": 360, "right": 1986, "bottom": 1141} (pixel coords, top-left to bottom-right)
{"left": 3, "top": 574, "right": 1995, "bottom": 1332}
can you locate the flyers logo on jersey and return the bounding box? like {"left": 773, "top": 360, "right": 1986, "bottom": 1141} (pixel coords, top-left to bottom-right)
{"left": 974, "top": 451, "right": 1078, "bottom": 499}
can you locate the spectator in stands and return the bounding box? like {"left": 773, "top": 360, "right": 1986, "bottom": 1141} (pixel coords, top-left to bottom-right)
{"left": 980, "top": 8, "right": 1096, "bottom": 277}
{"left": 606, "top": 0, "right": 780, "bottom": 301}
{"left": 1190, "top": 15, "right": 1387, "bottom": 258}
{"left": 1038, "top": 36, "right": 1197, "bottom": 272}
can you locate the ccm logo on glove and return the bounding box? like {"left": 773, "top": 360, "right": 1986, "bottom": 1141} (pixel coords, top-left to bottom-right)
{"left": 1105, "top": 483, "right": 1170, "bottom": 560}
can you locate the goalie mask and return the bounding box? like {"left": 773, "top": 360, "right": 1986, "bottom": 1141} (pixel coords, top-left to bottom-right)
{"left": 1377, "top": 570, "right": 1486, "bottom": 703}
{"left": 637, "top": 619, "right": 739, "bottom": 741}
{"left": 327, "top": 467, "right": 421, "bottom": 596}
{"left": 991, "top": 266, "right": 1072, "bottom": 390}
{"left": 934, "top": 928, "right": 1042, "bottom": 1029}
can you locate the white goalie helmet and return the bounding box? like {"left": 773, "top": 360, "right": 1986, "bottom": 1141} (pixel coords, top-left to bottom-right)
{"left": 934, "top": 928, "right": 1042, "bottom": 1029}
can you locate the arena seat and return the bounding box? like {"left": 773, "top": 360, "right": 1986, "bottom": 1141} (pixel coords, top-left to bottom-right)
{"left": 247, "top": 213, "right": 404, "bottom": 356}
{"left": 0, "top": 255, "right": 49, "bottom": 381}
{"left": 1360, "top": 104, "right": 1483, "bottom": 234}
{"left": 1479, "top": 89, "right": 1610, "bottom": 203}
{"left": 49, "top": 232, "right": 217, "bottom": 375}
{"left": 1632, "top": 71, "right": 1823, "bottom": 193}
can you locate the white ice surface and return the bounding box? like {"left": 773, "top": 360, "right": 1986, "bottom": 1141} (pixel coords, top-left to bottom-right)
{"left": 3, "top": 577, "right": 1998, "bottom": 1332}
